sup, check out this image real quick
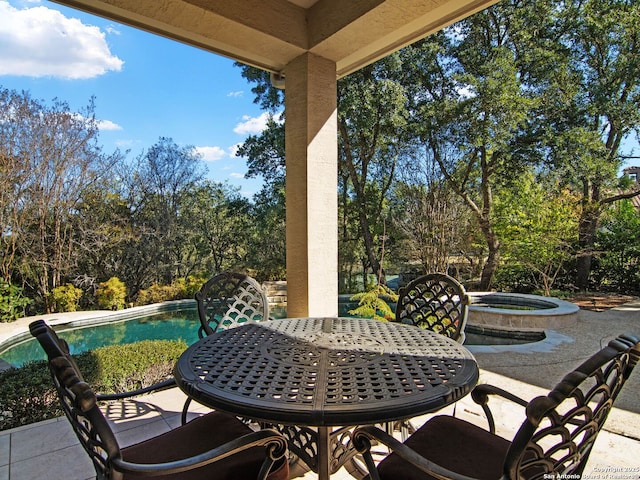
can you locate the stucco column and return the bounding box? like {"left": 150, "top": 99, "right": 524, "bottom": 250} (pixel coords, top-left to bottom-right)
{"left": 285, "top": 53, "right": 338, "bottom": 317}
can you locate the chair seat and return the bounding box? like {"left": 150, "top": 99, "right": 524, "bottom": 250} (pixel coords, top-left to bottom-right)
{"left": 359, "top": 335, "right": 640, "bottom": 480}
{"left": 376, "top": 415, "right": 511, "bottom": 480}
{"left": 121, "top": 412, "right": 289, "bottom": 480}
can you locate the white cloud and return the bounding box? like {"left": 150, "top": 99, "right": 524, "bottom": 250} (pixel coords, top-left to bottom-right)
{"left": 69, "top": 112, "right": 122, "bottom": 131}
{"left": 229, "top": 172, "right": 245, "bottom": 179}
{"left": 97, "top": 119, "right": 122, "bottom": 131}
{"left": 233, "top": 111, "right": 282, "bottom": 135}
{"left": 228, "top": 142, "right": 243, "bottom": 158}
{"left": 105, "top": 24, "right": 120, "bottom": 35}
{"left": 0, "top": 1, "right": 123, "bottom": 79}
{"left": 227, "top": 90, "right": 243, "bottom": 97}
{"left": 195, "top": 145, "right": 226, "bottom": 161}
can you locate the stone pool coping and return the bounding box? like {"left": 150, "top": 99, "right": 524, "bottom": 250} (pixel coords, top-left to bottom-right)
{"left": 467, "top": 292, "right": 580, "bottom": 331}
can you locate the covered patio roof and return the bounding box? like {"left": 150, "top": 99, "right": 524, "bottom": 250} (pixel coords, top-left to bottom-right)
{"left": 52, "top": 0, "right": 498, "bottom": 317}
{"left": 52, "top": 0, "right": 496, "bottom": 78}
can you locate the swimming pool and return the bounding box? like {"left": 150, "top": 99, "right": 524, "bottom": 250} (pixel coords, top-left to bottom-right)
{"left": 0, "top": 309, "right": 202, "bottom": 368}
{"left": 0, "top": 304, "right": 548, "bottom": 369}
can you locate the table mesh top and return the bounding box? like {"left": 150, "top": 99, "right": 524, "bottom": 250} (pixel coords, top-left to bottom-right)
{"left": 175, "top": 317, "right": 478, "bottom": 426}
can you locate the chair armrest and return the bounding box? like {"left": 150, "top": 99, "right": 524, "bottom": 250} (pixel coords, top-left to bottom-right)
{"left": 352, "top": 425, "right": 480, "bottom": 480}
{"left": 96, "top": 378, "right": 177, "bottom": 401}
{"left": 111, "top": 428, "right": 287, "bottom": 477}
{"left": 470, "top": 384, "right": 529, "bottom": 433}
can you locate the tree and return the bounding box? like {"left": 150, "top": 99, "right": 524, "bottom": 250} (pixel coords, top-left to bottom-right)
{"left": 73, "top": 177, "right": 137, "bottom": 302}
{"left": 406, "top": 9, "right": 538, "bottom": 289}
{"left": 233, "top": 87, "right": 287, "bottom": 280}
{"left": 246, "top": 184, "right": 286, "bottom": 280}
{"left": 0, "top": 87, "right": 121, "bottom": 312}
{"left": 187, "top": 182, "right": 252, "bottom": 274}
{"left": 237, "top": 61, "right": 410, "bottom": 286}
{"left": 129, "top": 137, "right": 206, "bottom": 287}
{"left": 391, "top": 154, "right": 471, "bottom": 275}
{"left": 594, "top": 199, "right": 640, "bottom": 292}
{"left": 338, "top": 55, "right": 408, "bottom": 285}
{"left": 494, "top": 171, "right": 579, "bottom": 295}
{"left": 531, "top": 0, "right": 640, "bottom": 289}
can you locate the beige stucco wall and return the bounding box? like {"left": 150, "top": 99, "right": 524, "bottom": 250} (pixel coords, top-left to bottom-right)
{"left": 285, "top": 53, "right": 338, "bottom": 317}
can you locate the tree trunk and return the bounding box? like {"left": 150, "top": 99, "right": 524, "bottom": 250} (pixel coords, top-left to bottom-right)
{"left": 359, "top": 208, "right": 386, "bottom": 285}
{"left": 479, "top": 222, "right": 500, "bottom": 290}
{"left": 576, "top": 207, "right": 599, "bottom": 290}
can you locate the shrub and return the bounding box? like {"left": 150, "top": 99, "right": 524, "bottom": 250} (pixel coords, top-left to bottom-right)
{"left": 136, "top": 283, "right": 176, "bottom": 305}
{"left": 349, "top": 284, "right": 398, "bottom": 321}
{"left": 49, "top": 283, "right": 83, "bottom": 312}
{"left": 0, "top": 281, "right": 32, "bottom": 322}
{"left": 493, "top": 265, "right": 537, "bottom": 293}
{"left": 79, "top": 340, "right": 187, "bottom": 393}
{"left": 97, "top": 277, "right": 127, "bottom": 310}
{"left": 0, "top": 360, "right": 56, "bottom": 428}
{"left": 0, "top": 339, "right": 187, "bottom": 431}
{"left": 174, "top": 275, "right": 207, "bottom": 299}
{"left": 136, "top": 276, "right": 207, "bottom": 305}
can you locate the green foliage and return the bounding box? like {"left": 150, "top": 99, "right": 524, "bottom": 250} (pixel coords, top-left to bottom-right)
{"left": 0, "top": 340, "right": 187, "bottom": 431}
{"left": 49, "top": 283, "right": 83, "bottom": 312}
{"left": 0, "top": 87, "right": 123, "bottom": 313}
{"left": 349, "top": 284, "right": 399, "bottom": 321}
{"left": 3, "top": 2, "right": 640, "bottom": 313}
{"left": 493, "top": 173, "right": 579, "bottom": 295}
{"left": 338, "top": 55, "right": 408, "bottom": 282}
{"left": 0, "top": 281, "right": 31, "bottom": 322}
{"left": 0, "top": 359, "right": 56, "bottom": 428}
{"left": 135, "top": 275, "right": 206, "bottom": 305}
{"left": 186, "top": 182, "right": 253, "bottom": 275}
{"left": 97, "top": 277, "right": 127, "bottom": 310}
{"left": 594, "top": 200, "right": 640, "bottom": 292}
{"left": 246, "top": 185, "right": 286, "bottom": 282}
{"left": 136, "top": 283, "right": 177, "bottom": 305}
{"left": 77, "top": 340, "right": 187, "bottom": 393}
{"left": 493, "top": 265, "right": 537, "bottom": 293}
{"left": 172, "top": 275, "right": 207, "bottom": 299}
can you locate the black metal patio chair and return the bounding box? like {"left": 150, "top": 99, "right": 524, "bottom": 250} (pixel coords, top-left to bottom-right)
{"left": 180, "top": 272, "right": 271, "bottom": 424}
{"left": 353, "top": 333, "right": 640, "bottom": 480}
{"left": 386, "top": 273, "right": 470, "bottom": 440}
{"left": 195, "top": 271, "right": 270, "bottom": 336}
{"left": 29, "top": 319, "right": 289, "bottom": 480}
{"left": 394, "top": 273, "right": 470, "bottom": 343}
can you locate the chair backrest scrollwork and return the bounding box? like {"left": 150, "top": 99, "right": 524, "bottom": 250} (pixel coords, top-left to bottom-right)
{"left": 395, "top": 273, "right": 469, "bottom": 343}
{"left": 195, "top": 272, "right": 270, "bottom": 337}
{"left": 505, "top": 334, "right": 640, "bottom": 478}
{"left": 29, "top": 320, "right": 122, "bottom": 480}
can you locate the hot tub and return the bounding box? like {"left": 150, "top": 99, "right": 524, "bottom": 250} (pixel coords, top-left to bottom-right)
{"left": 467, "top": 292, "right": 579, "bottom": 331}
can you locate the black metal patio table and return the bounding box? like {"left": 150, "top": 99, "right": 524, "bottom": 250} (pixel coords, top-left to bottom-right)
{"left": 174, "top": 316, "right": 479, "bottom": 479}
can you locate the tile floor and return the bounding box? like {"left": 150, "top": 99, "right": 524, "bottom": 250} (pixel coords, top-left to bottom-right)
{"left": 2, "top": 299, "right": 640, "bottom": 479}
{"left": 1, "top": 370, "right": 639, "bottom": 480}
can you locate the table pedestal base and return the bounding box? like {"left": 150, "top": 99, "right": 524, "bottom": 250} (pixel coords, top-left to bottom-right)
{"left": 270, "top": 424, "right": 359, "bottom": 479}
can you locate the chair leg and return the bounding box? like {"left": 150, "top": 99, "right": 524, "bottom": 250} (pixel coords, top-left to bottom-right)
{"left": 181, "top": 397, "right": 193, "bottom": 425}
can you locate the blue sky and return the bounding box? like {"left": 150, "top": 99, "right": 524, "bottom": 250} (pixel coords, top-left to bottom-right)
{"left": 0, "top": 0, "right": 276, "bottom": 197}
{"left": 0, "top": 0, "right": 637, "bottom": 195}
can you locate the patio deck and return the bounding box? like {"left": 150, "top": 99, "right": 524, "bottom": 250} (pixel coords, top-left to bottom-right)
{"left": 1, "top": 299, "right": 639, "bottom": 479}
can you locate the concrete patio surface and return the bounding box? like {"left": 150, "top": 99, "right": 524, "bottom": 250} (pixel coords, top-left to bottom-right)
{"left": 1, "top": 299, "right": 639, "bottom": 479}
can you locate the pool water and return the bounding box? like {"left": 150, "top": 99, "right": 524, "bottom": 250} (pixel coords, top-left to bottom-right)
{"left": 0, "top": 310, "right": 201, "bottom": 368}
{"left": 465, "top": 329, "right": 544, "bottom": 345}
{"left": 0, "top": 307, "right": 545, "bottom": 368}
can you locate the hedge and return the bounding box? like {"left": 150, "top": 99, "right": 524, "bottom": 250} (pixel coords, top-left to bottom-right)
{"left": 0, "top": 339, "right": 187, "bottom": 431}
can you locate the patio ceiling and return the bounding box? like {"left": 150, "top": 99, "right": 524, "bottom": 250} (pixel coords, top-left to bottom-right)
{"left": 52, "top": 0, "right": 497, "bottom": 78}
